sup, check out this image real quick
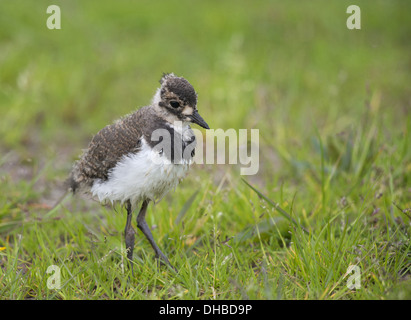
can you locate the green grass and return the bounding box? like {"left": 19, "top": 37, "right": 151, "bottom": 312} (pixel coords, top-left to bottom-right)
{"left": 0, "top": 0, "right": 410, "bottom": 299}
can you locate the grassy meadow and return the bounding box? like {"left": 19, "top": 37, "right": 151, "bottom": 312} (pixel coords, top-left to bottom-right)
{"left": 0, "top": 1, "right": 410, "bottom": 300}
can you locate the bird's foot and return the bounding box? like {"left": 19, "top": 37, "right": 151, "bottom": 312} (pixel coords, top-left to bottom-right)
{"left": 155, "top": 253, "right": 177, "bottom": 272}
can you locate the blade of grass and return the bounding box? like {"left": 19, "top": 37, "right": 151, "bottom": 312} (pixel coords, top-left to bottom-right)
{"left": 242, "top": 178, "right": 309, "bottom": 234}
{"left": 174, "top": 190, "right": 199, "bottom": 226}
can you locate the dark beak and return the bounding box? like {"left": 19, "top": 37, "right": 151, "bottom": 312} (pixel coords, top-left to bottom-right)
{"left": 189, "top": 110, "right": 210, "bottom": 129}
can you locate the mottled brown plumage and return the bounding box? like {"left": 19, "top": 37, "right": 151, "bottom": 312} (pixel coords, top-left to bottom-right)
{"left": 69, "top": 106, "right": 157, "bottom": 192}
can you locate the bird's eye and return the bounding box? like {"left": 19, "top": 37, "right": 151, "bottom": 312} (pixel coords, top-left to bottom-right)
{"left": 170, "top": 100, "right": 180, "bottom": 108}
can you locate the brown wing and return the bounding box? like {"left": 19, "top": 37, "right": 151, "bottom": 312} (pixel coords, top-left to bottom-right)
{"left": 69, "top": 111, "right": 143, "bottom": 192}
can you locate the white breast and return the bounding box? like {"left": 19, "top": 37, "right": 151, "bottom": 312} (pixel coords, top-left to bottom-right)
{"left": 90, "top": 138, "right": 191, "bottom": 206}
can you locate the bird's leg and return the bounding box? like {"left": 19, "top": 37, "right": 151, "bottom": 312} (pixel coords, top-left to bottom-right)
{"left": 136, "top": 200, "right": 175, "bottom": 270}
{"left": 124, "top": 200, "right": 135, "bottom": 273}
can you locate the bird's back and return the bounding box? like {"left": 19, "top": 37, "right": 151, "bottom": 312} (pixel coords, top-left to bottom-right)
{"left": 69, "top": 107, "right": 148, "bottom": 193}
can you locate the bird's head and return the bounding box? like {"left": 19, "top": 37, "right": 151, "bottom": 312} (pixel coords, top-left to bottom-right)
{"left": 152, "top": 73, "right": 210, "bottom": 129}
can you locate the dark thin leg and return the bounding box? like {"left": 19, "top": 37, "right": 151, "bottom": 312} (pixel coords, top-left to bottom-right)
{"left": 124, "top": 200, "right": 135, "bottom": 273}
{"left": 136, "top": 200, "right": 175, "bottom": 270}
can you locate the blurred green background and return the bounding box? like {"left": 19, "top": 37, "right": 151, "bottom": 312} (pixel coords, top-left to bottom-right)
{"left": 1, "top": 1, "right": 409, "bottom": 158}
{"left": 0, "top": 0, "right": 410, "bottom": 299}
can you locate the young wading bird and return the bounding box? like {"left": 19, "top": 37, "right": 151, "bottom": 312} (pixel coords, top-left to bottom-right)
{"left": 68, "top": 73, "right": 209, "bottom": 270}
